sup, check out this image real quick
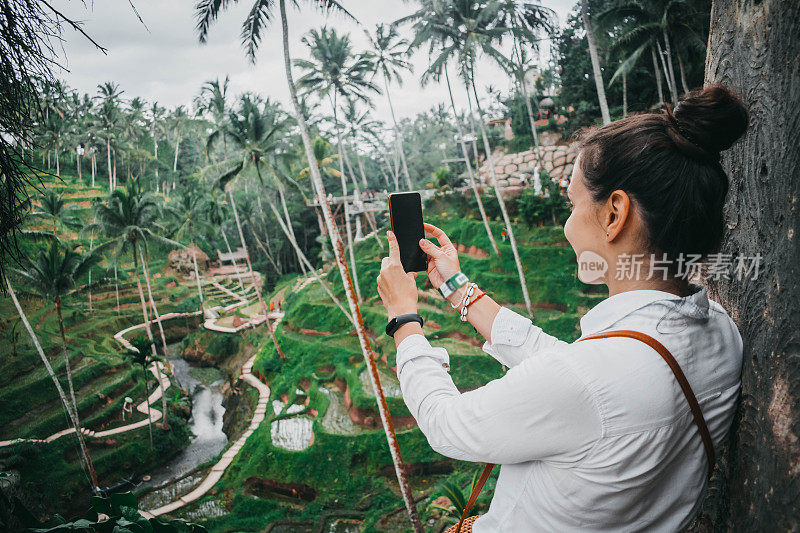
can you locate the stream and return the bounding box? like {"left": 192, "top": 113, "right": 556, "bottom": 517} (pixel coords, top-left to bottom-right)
{"left": 139, "top": 344, "right": 228, "bottom": 508}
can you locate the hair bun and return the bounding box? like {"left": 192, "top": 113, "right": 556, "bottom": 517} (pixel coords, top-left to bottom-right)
{"left": 671, "top": 85, "right": 749, "bottom": 155}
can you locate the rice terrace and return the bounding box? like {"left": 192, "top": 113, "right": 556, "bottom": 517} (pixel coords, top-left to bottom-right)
{"left": 0, "top": 1, "right": 797, "bottom": 532}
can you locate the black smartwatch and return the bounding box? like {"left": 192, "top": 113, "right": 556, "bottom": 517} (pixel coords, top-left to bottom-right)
{"left": 385, "top": 313, "right": 424, "bottom": 338}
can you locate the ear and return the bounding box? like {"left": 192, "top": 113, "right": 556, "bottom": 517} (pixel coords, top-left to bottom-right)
{"left": 603, "top": 190, "right": 631, "bottom": 241}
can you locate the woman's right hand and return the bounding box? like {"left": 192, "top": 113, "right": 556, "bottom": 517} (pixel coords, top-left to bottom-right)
{"left": 420, "top": 223, "right": 461, "bottom": 291}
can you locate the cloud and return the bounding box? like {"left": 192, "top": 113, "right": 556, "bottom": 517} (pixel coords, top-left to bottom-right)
{"left": 49, "top": 0, "right": 575, "bottom": 123}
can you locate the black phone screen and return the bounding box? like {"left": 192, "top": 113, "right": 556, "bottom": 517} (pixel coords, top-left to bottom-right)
{"left": 388, "top": 192, "right": 427, "bottom": 272}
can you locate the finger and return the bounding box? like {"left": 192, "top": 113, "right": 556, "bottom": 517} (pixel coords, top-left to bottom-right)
{"left": 419, "top": 238, "right": 442, "bottom": 257}
{"left": 387, "top": 231, "right": 400, "bottom": 263}
{"left": 381, "top": 257, "right": 390, "bottom": 270}
{"left": 410, "top": 272, "right": 418, "bottom": 279}
{"left": 423, "top": 222, "right": 454, "bottom": 249}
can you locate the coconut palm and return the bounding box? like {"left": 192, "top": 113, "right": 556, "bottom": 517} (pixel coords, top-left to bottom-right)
{"left": 398, "top": 0, "right": 501, "bottom": 257}
{"left": 4, "top": 275, "right": 99, "bottom": 494}
{"left": 295, "top": 26, "right": 381, "bottom": 302}
{"left": 11, "top": 241, "right": 102, "bottom": 427}
{"left": 596, "top": 0, "right": 705, "bottom": 105}
{"left": 364, "top": 23, "right": 414, "bottom": 191}
{"left": 581, "top": 0, "right": 612, "bottom": 123}
{"left": 195, "top": 76, "right": 232, "bottom": 160}
{"left": 207, "top": 94, "right": 291, "bottom": 357}
{"left": 96, "top": 82, "right": 124, "bottom": 190}
{"left": 495, "top": 0, "right": 555, "bottom": 162}
{"left": 170, "top": 105, "right": 188, "bottom": 174}
{"left": 149, "top": 102, "right": 166, "bottom": 190}
{"left": 167, "top": 189, "right": 215, "bottom": 312}
{"left": 402, "top": 0, "right": 534, "bottom": 316}
{"left": 127, "top": 335, "right": 157, "bottom": 450}
{"left": 86, "top": 179, "right": 179, "bottom": 430}
{"left": 195, "top": 2, "right": 423, "bottom": 528}
{"left": 29, "top": 189, "right": 81, "bottom": 238}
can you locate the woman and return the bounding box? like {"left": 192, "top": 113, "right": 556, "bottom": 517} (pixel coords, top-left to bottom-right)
{"left": 376, "top": 85, "right": 748, "bottom": 532}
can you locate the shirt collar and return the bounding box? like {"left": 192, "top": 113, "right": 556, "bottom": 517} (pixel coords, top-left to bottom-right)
{"left": 579, "top": 283, "right": 710, "bottom": 335}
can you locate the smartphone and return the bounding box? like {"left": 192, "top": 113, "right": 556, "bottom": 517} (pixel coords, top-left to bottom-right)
{"left": 388, "top": 192, "right": 427, "bottom": 272}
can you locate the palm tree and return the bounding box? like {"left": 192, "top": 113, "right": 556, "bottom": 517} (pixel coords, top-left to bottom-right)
{"left": 581, "top": 0, "right": 612, "bottom": 123}
{"left": 195, "top": 76, "right": 231, "bottom": 160}
{"left": 496, "top": 1, "right": 555, "bottom": 163}
{"left": 596, "top": 0, "right": 705, "bottom": 106}
{"left": 4, "top": 275, "right": 99, "bottom": 494}
{"left": 402, "top": 0, "right": 533, "bottom": 316}
{"left": 195, "top": 2, "right": 423, "bottom": 529}
{"left": 96, "top": 82, "right": 124, "bottom": 190}
{"left": 167, "top": 189, "right": 214, "bottom": 313}
{"left": 30, "top": 189, "right": 80, "bottom": 237}
{"left": 127, "top": 335, "right": 157, "bottom": 450}
{"left": 87, "top": 179, "right": 178, "bottom": 430}
{"left": 11, "top": 241, "right": 101, "bottom": 425}
{"left": 171, "top": 105, "right": 188, "bottom": 174}
{"left": 149, "top": 102, "right": 166, "bottom": 191}
{"left": 295, "top": 26, "right": 381, "bottom": 303}
{"left": 364, "top": 23, "right": 414, "bottom": 191}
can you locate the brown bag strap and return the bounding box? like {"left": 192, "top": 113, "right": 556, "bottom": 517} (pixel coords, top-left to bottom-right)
{"left": 454, "top": 329, "right": 715, "bottom": 532}
{"left": 455, "top": 463, "right": 495, "bottom": 533}
{"left": 578, "top": 330, "right": 715, "bottom": 480}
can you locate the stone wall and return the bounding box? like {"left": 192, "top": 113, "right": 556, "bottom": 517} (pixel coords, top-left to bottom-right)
{"left": 475, "top": 144, "right": 578, "bottom": 187}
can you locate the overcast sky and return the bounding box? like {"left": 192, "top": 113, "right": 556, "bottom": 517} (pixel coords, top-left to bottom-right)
{"left": 50, "top": 0, "right": 576, "bottom": 124}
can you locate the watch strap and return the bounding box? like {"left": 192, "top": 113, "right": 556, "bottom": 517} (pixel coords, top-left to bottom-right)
{"left": 385, "top": 313, "right": 424, "bottom": 337}
{"left": 439, "top": 272, "right": 469, "bottom": 299}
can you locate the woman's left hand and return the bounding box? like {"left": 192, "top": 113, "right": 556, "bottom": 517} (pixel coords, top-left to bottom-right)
{"left": 377, "top": 231, "right": 419, "bottom": 319}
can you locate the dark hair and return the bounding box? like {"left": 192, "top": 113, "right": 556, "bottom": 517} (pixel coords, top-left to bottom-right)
{"left": 576, "top": 85, "right": 749, "bottom": 258}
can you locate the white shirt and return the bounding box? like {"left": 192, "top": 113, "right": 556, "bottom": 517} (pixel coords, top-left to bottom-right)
{"left": 395, "top": 284, "right": 742, "bottom": 532}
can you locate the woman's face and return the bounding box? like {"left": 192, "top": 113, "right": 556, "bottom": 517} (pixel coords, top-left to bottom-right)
{"left": 564, "top": 154, "right": 609, "bottom": 284}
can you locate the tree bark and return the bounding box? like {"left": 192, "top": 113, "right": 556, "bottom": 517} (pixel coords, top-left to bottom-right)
{"left": 55, "top": 298, "right": 80, "bottom": 438}
{"left": 132, "top": 242, "right": 169, "bottom": 432}
{"left": 278, "top": 2, "right": 422, "bottom": 530}
{"left": 383, "top": 73, "right": 414, "bottom": 191}
{"left": 581, "top": 0, "right": 611, "bottom": 124}
{"left": 139, "top": 246, "right": 170, "bottom": 430}
{"left": 221, "top": 230, "right": 246, "bottom": 296}
{"left": 470, "top": 73, "right": 534, "bottom": 318}
{"left": 695, "top": 1, "right": 800, "bottom": 530}
{"left": 444, "top": 65, "right": 500, "bottom": 257}
{"left": 228, "top": 188, "right": 285, "bottom": 358}
{"left": 652, "top": 45, "right": 665, "bottom": 106}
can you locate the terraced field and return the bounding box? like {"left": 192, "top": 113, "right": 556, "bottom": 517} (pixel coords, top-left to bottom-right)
{"left": 164, "top": 210, "right": 606, "bottom": 531}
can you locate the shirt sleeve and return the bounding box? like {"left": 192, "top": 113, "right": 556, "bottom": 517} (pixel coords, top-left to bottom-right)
{"left": 481, "top": 306, "right": 569, "bottom": 368}
{"left": 395, "top": 333, "right": 601, "bottom": 465}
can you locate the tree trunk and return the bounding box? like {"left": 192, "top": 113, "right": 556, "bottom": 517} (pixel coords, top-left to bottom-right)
{"left": 623, "top": 69, "right": 628, "bottom": 117}
{"left": 383, "top": 73, "right": 414, "bottom": 191}
{"left": 91, "top": 153, "right": 96, "bottom": 187}
{"left": 266, "top": 195, "right": 353, "bottom": 323}
{"left": 662, "top": 28, "right": 680, "bottom": 102}
{"left": 581, "top": 0, "right": 611, "bottom": 124}
{"left": 173, "top": 133, "right": 180, "bottom": 173}
{"left": 228, "top": 187, "right": 285, "bottom": 358}
{"left": 153, "top": 130, "right": 159, "bottom": 181}
{"left": 139, "top": 246, "right": 170, "bottom": 430}
{"left": 470, "top": 73, "right": 534, "bottom": 318}
{"left": 6, "top": 276, "right": 99, "bottom": 492}
{"left": 678, "top": 51, "right": 690, "bottom": 94}
{"left": 278, "top": 2, "right": 422, "bottom": 530}
{"left": 190, "top": 242, "right": 205, "bottom": 311}
{"left": 695, "top": 1, "right": 800, "bottom": 529}
{"left": 55, "top": 298, "right": 80, "bottom": 436}
{"left": 332, "top": 100, "right": 363, "bottom": 303}
{"left": 113, "top": 263, "right": 121, "bottom": 314}
{"left": 221, "top": 231, "right": 246, "bottom": 296}
{"left": 444, "top": 65, "right": 500, "bottom": 257}
{"left": 107, "top": 136, "right": 112, "bottom": 192}
{"left": 142, "top": 366, "right": 153, "bottom": 450}
{"left": 342, "top": 143, "right": 383, "bottom": 250}
{"left": 657, "top": 40, "right": 678, "bottom": 105}
{"left": 652, "top": 45, "right": 665, "bottom": 106}
{"left": 132, "top": 242, "right": 169, "bottom": 433}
